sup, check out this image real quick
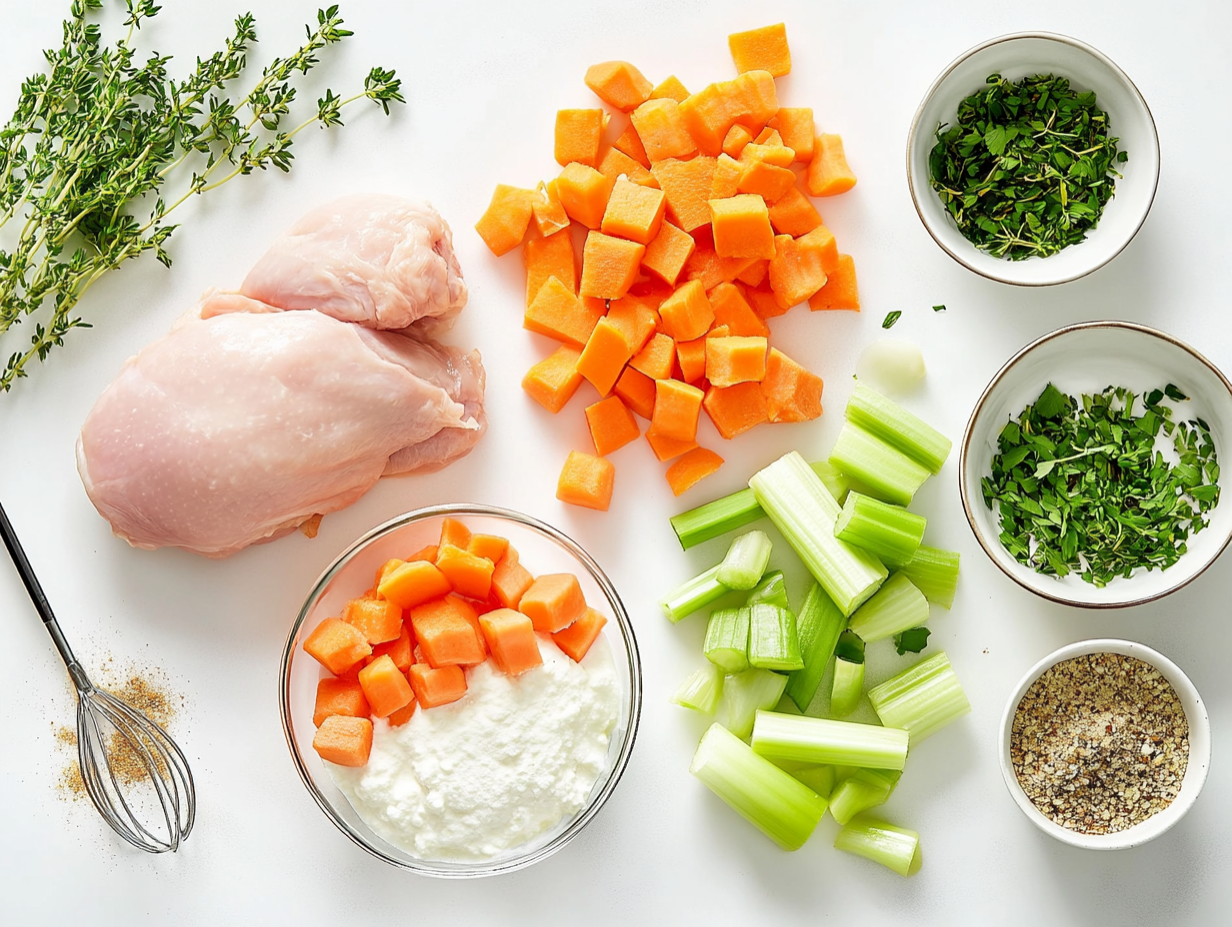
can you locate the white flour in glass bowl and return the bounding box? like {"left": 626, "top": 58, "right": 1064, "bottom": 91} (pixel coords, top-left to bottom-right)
{"left": 326, "top": 634, "right": 619, "bottom": 861}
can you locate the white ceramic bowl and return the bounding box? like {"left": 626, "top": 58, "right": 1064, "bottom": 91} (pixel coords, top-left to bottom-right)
{"left": 960, "top": 320, "right": 1232, "bottom": 607}
{"left": 906, "top": 32, "right": 1159, "bottom": 286}
{"left": 999, "top": 639, "right": 1210, "bottom": 850}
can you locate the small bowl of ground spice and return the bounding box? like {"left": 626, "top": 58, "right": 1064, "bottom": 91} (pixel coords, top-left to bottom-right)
{"left": 907, "top": 32, "right": 1159, "bottom": 286}
{"left": 1000, "top": 639, "right": 1210, "bottom": 850}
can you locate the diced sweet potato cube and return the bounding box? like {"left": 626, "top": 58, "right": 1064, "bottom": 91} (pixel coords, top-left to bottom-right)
{"left": 409, "top": 595, "right": 486, "bottom": 667}
{"left": 580, "top": 231, "right": 646, "bottom": 300}
{"left": 641, "top": 221, "right": 695, "bottom": 285}
{"left": 600, "top": 179, "right": 667, "bottom": 246}
{"left": 703, "top": 381, "right": 770, "bottom": 438}
{"left": 658, "top": 279, "right": 715, "bottom": 341}
{"left": 378, "top": 559, "right": 453, "bottom": 609}
{"left": 737, "top": 159, "right": 796, "bottom": 202}
{"left": 708, "top": 282, "right": 769, "bottom": 337}
{"left": 556, "top": 451, "right": 616, "bottom": 511}
{"left": 710, "top": 194, "right": 776, "bottom": 260}
{"left": 474, "top": 185, "right": 535, "bottom": 257}
{"left": 435, "top": 543, "right": 495, "bottom": 601}
{"left": 408, "top": 663, "right": 467, "bottom": 709}
{"left": 532, "top": 179, "right": 571, "bottom": 237}
{"left": 585, "top": 61, "right": 654, "bottom": 112}
{"left": 606, "top": 294, "right": 661, "bottom": 354}
{"left": 630, "top": 332, "right": 676, "bottom": 380}
{"left": 491, "top": 547, "right": 535, "bottom": 610}
{"left": 711, "top": 154, "right": 744, "bottom": 199}
{"left": 646, "top": 428, "right": 698, "bottom": 461}
{"left": 631, "top": 98, "right": 698, "bottom": 162}
{"left": 705, "top": 335, "right": 768, "bottom": 387}
{"left": 739, "top": 142, "right": 795, "bottom": 168}
{"left": 743, "top": 281, "right": 788, "bottom": 319}
{"left": 650, "top": 75, "right": 690, "bottom": 103}
{"left": 676, "top": 337, "right": 707, "bottom": 383}
{"left": 523, "top": 345, "right": 585, "bottom": 413}
{"left": 387, "top": 698, "right": 418, "bottom": 727}
{"left": 613, "top": 123, "right": 651, "bottom": 169}
{"left": 358, "top": 654, "right": 415, "bottom": 718}
{"left": 312, "top": 715, "right": 373, "bottom": 767}
{"left": 407, "top": 545, "right": 438, "bottom": 564}
{"left": 369, "top": 624, "right": 414, "bottom": 674}
{"left": 768, "top": 231, "right": 830, "bottom": 309}
{"left": 313, "top": 676, "right": 371, "bottom": 728}
{"left": 303, "top": 617, "right": 373, "bottom": 675}
{"left": 768, "top": 108, "right": 815, "bottom": 162}
{"left": 768, "top": 185, "right": 823, "bottom": 237}
{"left": 555, "top": 108, "right": 606, "bottom": 167}
{"left": 665, "top": 447, "right": 725, "bottom": 497}
{"left": 679, "top": 71, "right": 779, "bottom": 157}
{"left": 722, "top": 124, "right": 754, "bottom": 158}
{"left": 808, "top": 253, "right": 860, "bottom": 311}
{"left": 598, "top": 146, "right": 654, "bottom": 187}
{"left": 683, "top": 245, "right": 758, "bottom": 291}
{"left": 762, "top": 347, "right": 824, "bottom": 422}
{"left": 614, "top": 366, "right": 657, "bottom": 419}
{"left": 576, "top": 317, "right": 634, "bottom": 396}
{"left": 519, "top": 573, "right": 587, "bottom": 633}
{"left": 556, "top": 162, "right": 615, "bottom": 229}
{"left": 524, "top": 227, "right": 576, "bottom": 306}
{"left": 552, "top": 607, "right": 609, "bottom": 662}
{"left": 480, "top": 608, "right": 545, "bottom": 676}
{"left": 586, "top": 395, "right": 641, "bottom": 456}
{"left": 524, "top": 276, "right": 604, "bottom": 346}
{"left": 651, "top": 378, "right": 704, "bottom": 442}
{"left": 468, "top": 534, "right": 509, "bottom": 564}
{"left": 650, "top": 156, "right": 717, "bottom": 231}
{"left": 807, "top": 134, "right": 857, "bottom": 197}
{"left": 728, "top": 23, "right": 791, "bottom": 77}
{"left": 438, "top": 517, "right": 472, "bottom": 551}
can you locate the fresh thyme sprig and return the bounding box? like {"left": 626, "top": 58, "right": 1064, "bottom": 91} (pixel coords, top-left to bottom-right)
{"left": 0, "top": 1, "right": 404, "bottom": 394}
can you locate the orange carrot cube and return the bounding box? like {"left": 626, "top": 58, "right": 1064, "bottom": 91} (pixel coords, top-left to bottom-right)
{"left": 435, "top": 544, "right": 495, "bottom": 601}
{"left": 613, "top": 123, "right": 651, "bottom": 169}
{"left": 650, "top": 156, "right": 717, "bottom": 231}
{"left": 524, "top": 227, "right": 576, "bottom": 305}
{"left": 341, "top": 597, "right": 403, "bottom": 645}
{"left": 387, "top": 698, "right": 418, "bottom": 727}
{"left": 665, "top": 447, "right": 726, "bottom": 497}
{"left": 722, "top": 124, "right": 754, "bottom": 158}
{"left": 768, "top": 108, "right": 815, "bottom": 162}
{"left": 369, "top": 624, "right": 414, "bottom": 674}
{"left": 438, "top": 517, "right": 471, "bottom": 551}
{"left": 807, "top": 134, "right": 857, "bottom": 197}
{"left": 710, "top": 194, "right": 776, "bottom": 260}
{"left": 600, "top": 179, "right": 667, "bottom": 245}
{"left": 491, "top": 547, "right": 535, "bottom": 610}
{"left": 679, "top": 72, "right": 779, "bottom": 157}
{"left": 523, "top": 345, "right": 585, "bottom": 413}
{"left": 650, "top": 74, "right": 690, "bottom": 103}
{"left": 658, "top": 279, "right": 715, "bottom": 341}
{"left": 768, "top": 185, "right": 823, "bottom": 237}
{"left": 555, "top": 108, "right": 606, "bottom": 167}
{"left": 519, "top": 573, "right": 587, "bottom": 633}
{"left": 728, "top": 24, "right": 792, "bottom": 77}
{"left": 597, "top": 146, "right": 654, "bottom": 187}
{"left": 704, "top": 381, "right": 770, "bottom": 438}
{"left": 631, "top": 99, "right": 698, "bottom": 162}
{"left": 377, "top": 558, "right": 452, "bottom": 610}
{"left": 312, "top": 715, "right": 373, "bottom": 767}
{"left": 468, "top": 534, "right": 510, "bottom": 564}
{"left": 576, "top": 317, "right": 634, "bottom": 396}
{"left": 630, "top": 332, "right": 676, "bottom": 380}
{"left": 706, "top": 335, "right": 768, "bottom": 387}
{"left": 683, "top": 245, "right": 758, "bottom": 292}
{"left": 556, "top": 451, "right": 616, "bottom": 511}
{"left": 585, "top": 395, "right": 641, "bottom": 456}
{"left": 357, "top": 654, "right": 415, "bottom": 718}
{"left": 676, "top": 337, "right": 707, "bottom": 383}
{"left": 735, "top": 259, "right": 768, "bottom": 288}
{"left": 552, "top": 607, "right": 609, "bottom": 662}
{"left": 808, "top": 253, "right": 860, "bottom": 311}
{"left": 585, "top": 61, "right": 653, "bottom": 112}
{"left": 532, "top": 179, "right": 571, "bottom": 237}
{"left": 373, "top": 558, "right": 405, "bottom": 590}
{"left": 762, "top": 347, "right": 824, "bottom": 422}
{"left": 474, "top": 184, "right": 535, "bottom": 257}
{"left": 524, "top": 276, "right": 604, "bottom": 346}
{"left": 739, "top": 142, "right": 796, "bottom": 168}
{"left": 711, "top": 154, "right": 744, "bottom": 200}
{"left": 480, "top": 608, "right": 544, "bottom": 676}
{"left": 743, "top": 282, "right": 788, "bottom": 319}
{"left": 580, "top": 231, "right": 646, "bottom": 300}
{"left": 651, "top": 378, "right": 704, "bottom": 442}
{"left": 606, "top": 294, "right": 661, "bottom": 354}
{"left": 708, "top": 282, "right": 769, "bottom": 337}
{"left": 646, "top": 428, "right": 699, "bottom": 461}
{"left": 409, "top": 595, "right": 486, "bottom": 668}
{"left": 408, "top": 663, "right": 467, "bottom": 709}
{"left": 768, "top": 225, "right": 837, "bottom": 309}
{"left": 641, "top": 221, "right": 695, "bottom": 285}
{"left": 313, "top": 676, "right": 371, "bottom": 728}
{"left": 556, "top": 162, "right": 615, "bottom": 229}
{"left": 737, "top": 160, "right": 796, "bottom": 202}
{"left": 614, "top": 366, "right": 657, "bottom": 419}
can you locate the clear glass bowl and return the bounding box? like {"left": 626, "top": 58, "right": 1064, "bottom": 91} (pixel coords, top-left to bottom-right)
{"left": 279, "top": 504, "right": 642, "bottom": 877}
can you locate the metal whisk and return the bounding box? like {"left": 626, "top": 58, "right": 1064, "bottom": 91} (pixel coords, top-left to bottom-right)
{"left": 0, "top": 501, "right": 195, "bottom": 853}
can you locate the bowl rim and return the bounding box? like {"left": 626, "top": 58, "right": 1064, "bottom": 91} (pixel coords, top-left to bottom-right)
{"left": 278, "top": 502, "right": 643, "bottom": 877}
{"left": 905, "top": 30, "right": 1161, "bottom": 287}
{"left": 959, "top": 319, "right": 1232, "bottom": 609}
{"left": 997, "top": 638, "right": 1211, "bottom": 850}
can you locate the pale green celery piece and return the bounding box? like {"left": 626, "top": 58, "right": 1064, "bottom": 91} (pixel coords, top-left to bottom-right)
{"left": 899, "top": 545, "right": 961, "bottom": 609}
{"left": 828, "top": 422, "right": 931, "bottom": 506}
{"left": 847, "top": 572, "right": 930, "bottom": 643}
{"left": 834, "top": 815, "right": 923, "bottom": 876}
{"left": 785, "top": 582, "right": 847, "bottom": 712}
{"left": 721, "top": 668, "right": 788, "bottom": 739}
{"left": 750, "top": 711, "right": 909, "bottom": 770}
{"left": 660, "top": 565, "right": 730, "bottom": 623}
{"left": 831, "top": 765, "right": 860, "bottom": 784}
{"left": 717, "top": 529, "right": 773, "bottom": 590}
{"left": 846, "top": 382, "right": 952, "bottom": 474}
{"left": 672, "top": 664, "right": 725, "bottom": 715}
{"left": 791, "top": 765, "right": 836, "bottom": 800}
{"left": 868, "top": 651, "right": 971, "bottom": 743}
{"left": 809, "top": 459, "right": 851, "bottom": 505}
{"left": 704, "top": 608, "right": 750, "bottom": 674}
{"left": 746, "top": 570, "right": 789, "bottom": 610}
{"left": 834, "top": 491, "right": 927, "bottom": 567}
{"left": 828, "top": 769, "right": 901, "bottom": 825}
{"left": 747, "top": 604, "right": 804, "bottom": 671}
{"left": 690, "top": 723, "right": 828, "bottom": 851}
{"left": 830, "top": 657, "right": 865, "bottom": 718}
{"left": 749, "top": 452, "right": 887, "bottom": 617}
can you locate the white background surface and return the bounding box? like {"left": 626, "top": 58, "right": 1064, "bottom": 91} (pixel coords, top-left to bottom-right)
{"left": 1, "top": 1, "right": 1229, "bottom": 924}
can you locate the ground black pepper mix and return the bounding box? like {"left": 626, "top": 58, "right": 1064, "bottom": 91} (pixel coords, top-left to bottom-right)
{"left": 1010, "top": 652, "right": 1188, "bottom": 835}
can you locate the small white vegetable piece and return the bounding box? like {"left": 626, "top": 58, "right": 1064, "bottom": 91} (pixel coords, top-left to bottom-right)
{"left": 855, "top": 340, "right": 926, "bottom": 396}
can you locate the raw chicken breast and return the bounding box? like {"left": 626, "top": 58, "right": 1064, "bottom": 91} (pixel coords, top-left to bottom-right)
{"left": 240, "top": 194, "right": 467, "bottom": 332}
{"left": 77, "top": 300, "right": 486, "bottom": 557}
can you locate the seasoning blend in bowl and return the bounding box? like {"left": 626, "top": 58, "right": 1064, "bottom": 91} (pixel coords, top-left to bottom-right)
{"left": 999, "top": 640, "right": 1210, "bottom": 850}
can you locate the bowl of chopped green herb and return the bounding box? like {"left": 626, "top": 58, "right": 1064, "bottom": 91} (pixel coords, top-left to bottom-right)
{"left": 960, "top": 321, "right": 1232, "bottom": 607}
{"left": 907, "top": 33, "right": 1159, "bottom": 286}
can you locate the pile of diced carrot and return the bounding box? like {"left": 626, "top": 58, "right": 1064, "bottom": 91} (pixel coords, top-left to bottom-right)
{"left": 303, "top": 517, "right": 608, "bottom": 768}
{"left": 476, "top": 23, "right": 859, "bottom": 508}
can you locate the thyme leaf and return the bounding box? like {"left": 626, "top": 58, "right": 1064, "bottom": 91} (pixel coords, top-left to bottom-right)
{"left": 882, "top": 311, "right": 901, "bottom": 329}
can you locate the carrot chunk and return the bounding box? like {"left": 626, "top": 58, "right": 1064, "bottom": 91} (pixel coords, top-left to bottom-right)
{"left": 768, "top": 108, "right": 815, "bottom": 162}
{"left": 650, "top": 156, "right": 717, "bottom": 231}
{"left": 305, "top": 614, "right": 373, "bottom": 664}
{"left": 665, "top": 447, "right": 725, "bottom": 496}
{"left": 576, "top": 317, "right": 634, "bottom": 396}
{"left": 519, "top": 573, "right": 587, "bottom": 633}
{"left": 708, "top": 281, "right": 769, "bottom": 337}
{"left": 641, "top": 221, "right": 695, "bottom": 285}
{"left": 555, "top": 108, "right": 606, "bottom": 167}
{"left": 631, "top": 99, "right": 698, "bottom": 162}
{"left": 524, "top": 227, "right": 576, "bottom": 306}
{"left": 387, "top": 698, "right": 418, "bottom": 727}
{"left": 580, "top": 231, "right": 646, "bottom": 300}
{"left": 679, "top": 71, "right": 779, "bottom": 156}
{"left": 598, "top": 146, "right": 654, "bottom": 187}
{"left": 313, "top": 677, "right": 371, "bottom": 728}
{"left": 606, "top": 294, "right": 661, "bottom": 354}
{"left": 369, "top": 624, "right": 414, "bottom": 674}
{"left": 586, "top": 395, "right": 641, "bottom": 456}
{"left": 646, "top": 428, "right": 699, "bottom": 461}
{"left": 650, "top": 74, "right": 690, "bottom": 103}
{"left": 373, "top": 558, "right": 405, "bottom": 591}
{"left": 409, "top": 595, "right": 487, "bottom": 668}
{"left": 711, "top": 154, "right": 744, "bottom": 200}
{"left": 491, "top": 547, "right": 535, "bottom": 610}
{"left": 762, "top": 346, "right": 824, "bottom": 422}
{"left": 600, "top": 179, "right": 667, "bottom": 246}
{"left": 341, "top": 596, "right": 403, "bottom": 646}
{"left": 630, "top": 332, "right": 676, "bottom": 380}
{"left": 722, "top": 124, "right": 754, "bottom": 158}
{"left": 556, "top": 162, "right": 615, "bottom": 229}
{"left": 435, "top": 544, "right": 496, "bottom": 601}
{"left": 683, "top": 244, "right": 758, "bottom": 291}
{"left": 807, "top": 134, "right": 857, "bottom": 197}
{"left": 658, "top": 279, "right": 715, "bottom": 341}
{"left": 523, "top": 345, "right": 584, "bottom": 413}
{"left": 480, "top": 608, "right": 545, "bottom": 675}
{"left": 704, "top": 381, "right": 770, "bottom": 438}
{"left": 739, "top": 142, "right": 795, "bottom": 168}
{"left": 556, "top": 450, "right": 616, "bottom": 511}
{"left": 651, "top": 377, "right": 704, "bottom": 442}
{"left": 737, "top": 160, "right": 796, "bottom": 202}
{"left": 475, "top": 184, "right": 535, "bottom": 256}
{"left": 613, "top": 123, "right": 651, "bottom": 169}
{"left": 532, "top": 179, "right": 571, "bottom": 237}
{"left": 524, "top": 276, "right": 604, "bottom": 346}
{"left": 710, "top": 194, "right": 776, "bottom": 260}
{"left": 768, "top": 185, "right": 823, "bottom": 237}
{"left": 585, "top": 61, "right": 654, "bottom": 112}
{"left": 438, "top": 517, "right": 472, "bottom": 551}
{"left": 358, "top": 654, "right": 415, "bottom": 718}
{"left": 768, "top": 232, "right": 829, "bottom": 309}
{"left": 742, "top": 281, "right": 788, "bottom": 319}
{"left": 808, "top": 253, "right": 860, "bottom": 311}
{"left": 676, "top": 337, "right": 707, "bottom": 383}
{"left": 408, "top": 663, "right": 468, "bottom": 709}
{"left": 706, "top": 335, "right": 768, "bottom": 387}
{"left": 735, "top": 259, "right": 768, "bottom": 288}
{"left": 312, "top": 715, "right": 373, "bottom": 767}
{"left": 552, "top": 607, "right": 609, "bottom": 662}
{"left": 613, "top": 366, "right": 658, "bottom": 419}
{"left": 467, "top": 534, "right": 510, "bottom": 564}
{"left": 728, "top": 24, "right": 792, "bottom": 77}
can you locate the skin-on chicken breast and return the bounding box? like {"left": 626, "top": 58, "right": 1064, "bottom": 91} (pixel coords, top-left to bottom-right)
{"left": 77, "top": 296, "right": 486, "bottom": 557}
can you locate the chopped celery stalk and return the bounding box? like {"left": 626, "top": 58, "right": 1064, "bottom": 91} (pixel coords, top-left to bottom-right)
{"left": 670, "top": 488, "right": 762, "bottom": 550}
{"left": 834, "top": 491, "right": 927, "bottom": 567}
{"left": 831, "top": 765, "right": 860, "bottom": 784}
{"left": 828, "top": 422, "right": 931, "bottom": 506}
{"left": 833, "top": 629, "right": 866, "bottom": 664}
{"left": 830, "top": 657, "right": 865, "bottom": 718}
{"left": 868, "top": 651, "right": 971, "bottom": 743}
{"left": 834, "top": 815, "right": 922, "bottom": 876}
{"left": 660, "top": 565, "right": 730, "bottom": 623}
{"left": 690, "top": 723, "right": 828, "bottom": 851}
{"left": 846, "top": 572, "right": 930, "bottom": 643}
{"left": 746, "top": 570, "right": 789, "bottom": 609}
{"left": 784, "top": 582, "right": 847, "bottom": 712}
{"left": 721, "top": 668, "right": 788, "bottom": 739}
{"left": 791, "top": 764, "right": 836, "bottom": 800}
{"left": 846, "top": 382, "right": 952, "bottom": 474}
{"left": 809, "top": 459, "right": 851, "bottom": 505}
{"left": 703, "top": 608, "right": 750, "bottom": 674}
{"left": 747, "top": 604, "right": 804, "bottom": 671}
{"left": 672, "top": 664, "right": 725, "bottom": 715}
{"left": 828, "top": 777, "right": 888, "bottom": 825}
{"left": 749, "top": 452, "right": 888, "bottom": 617}
{"left": 717, "top": 530, "right": 773, "bottom": 590}
{"left": 899, "top": 545, "right": 961, "bottom": 609}
{"left": 751, "top": 711, "right": 909, "bottom": 770}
